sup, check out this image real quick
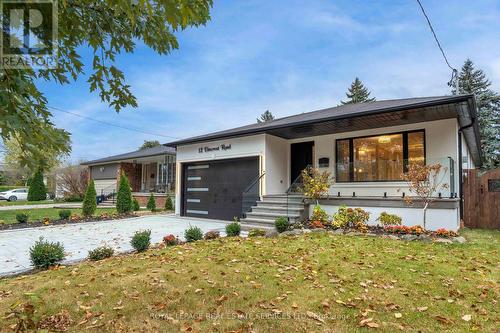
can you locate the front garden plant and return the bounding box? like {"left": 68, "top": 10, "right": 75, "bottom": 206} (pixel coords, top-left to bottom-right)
{"left": 130, "top": 230, "right": 151, "bottom": 252}
{"left": 185, "top": 226, "right": 203, "bottom": 242}
{"left": 29, "top": 237, "right": 65, "bottom": 269}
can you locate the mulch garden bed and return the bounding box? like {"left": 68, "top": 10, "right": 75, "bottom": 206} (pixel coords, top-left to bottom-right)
{"left": 0, "top": 213, "right": 139, "bottom": 231}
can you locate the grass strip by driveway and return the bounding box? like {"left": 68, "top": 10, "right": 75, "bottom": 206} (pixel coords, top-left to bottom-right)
{"left": 0, "top": 200, "right": 55, "bottom": 207}
{"left": 0, "top": 228, "right": 498, "bottom": 332}
{"left": 0, "top": 208, "right": 116, "bottom": 224}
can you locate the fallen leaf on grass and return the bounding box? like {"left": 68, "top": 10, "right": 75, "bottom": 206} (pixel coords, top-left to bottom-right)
{"left": 291, "top": 302, "right": 298, "bottom": 309}
{"left": 417, "top": 306, "right": 428, "bottom": 312}
{"left": 359, "top": 317, "right": 379, "bottom": 328}
{"left": 461, "top": 314, "right": 472, "bottom": 321}
{"left": 306, "top": 311, "right": 325, "bottom": 323}
{"left": 394, "top": 313, "right": 402, "bottom": 318}
{"left": 435, "top": 315, "right": 453, "bottom": 324}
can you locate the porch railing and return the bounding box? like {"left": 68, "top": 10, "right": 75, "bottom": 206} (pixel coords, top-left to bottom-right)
{"left": 241, "top": 172, "right": 265, "bottom": 219}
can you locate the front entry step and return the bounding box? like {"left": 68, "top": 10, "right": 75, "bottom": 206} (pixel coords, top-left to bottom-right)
{"left": 241, "top": 194, "right": 306, "bottom": 229}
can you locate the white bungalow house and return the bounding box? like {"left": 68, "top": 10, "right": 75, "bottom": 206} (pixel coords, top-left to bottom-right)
{"left": 81, "top": 145, "right": 176, "bottom": 206}
{"left": 167, "top": 95, "right": 481, "bottom": 231}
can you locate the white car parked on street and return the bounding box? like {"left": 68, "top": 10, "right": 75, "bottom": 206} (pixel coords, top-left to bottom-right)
{"left": 0, "top": 188, "right": 28, "bottom": 201}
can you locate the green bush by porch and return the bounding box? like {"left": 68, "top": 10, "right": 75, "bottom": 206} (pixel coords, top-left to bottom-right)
{"left": 146, "top": 193, "right": 156, "bottom": 212}
{"left": 82, "top": 179, "right": 97, "bottom": 217}
{"left": 116, "top": 173, "right": 133, "bottom": 213}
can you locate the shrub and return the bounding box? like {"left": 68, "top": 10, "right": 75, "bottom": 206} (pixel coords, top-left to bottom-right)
{"left": 163, "top": 234, "right": 178, "bottom": 246}
{"left": 300, "top": 167, "right": 334, "bottom": 202}
{"left": 146, "top": 193, "right": 156, "bottom": 212}
{"left": 82, "top": 179, "right": 97, "bottom": 217}
{"left": 16, "top": 213, "right": 29, "bottom": 223}
{"left": 184, "top": 226, "right": 203, "bottom": 242}
{"left": 434, "top": 228, "right": 459, "bottom": 238}
{"left": 116, "top": 173, "right": 133, "bottom": 213}
{"left": 63, "top": 194, "right": 83, "bottom": 202}
{"left": 310, "top": 204, "right": 329, "bottom": 224}
{"left": 88, "top": 246, "right": 114, "bottom": 261}
{"left": 29, "top": 237, "right": 65, "bottom": 269}
{"left": 225, "top": 222, "right": 241, "bottom": 237}
{"left": 310, "top": 220, "right": 325, "bottom": 229}
{"left": 248, "top": 229, "right": 266, "bottom": 237}
{"left": 275, "top": 216, "right": 289, "bottom": 233}
{"left": 133, "top": 198, "right": 140, "bottom": 211}
{"left": 332, "top": 206, "right": 370, "bottom": 230}
{"left": 204, "top": 230, "right": 220, "bottom": 240}
{"left": 376, "top": 212, "right": 402, "bottom": 226}
{"left": 130, "top": 230, "right": 151, "bottom": 252}
{"left": 164, "top": 194, "right": 174, "bottom": 210}
{"left": 27, "top": 168, "right": 47, "bottom": 201}
{"left": 58, "top": 209, "right": 72, "bottom": 220}
{"left": 384, "top": 225, "right": 425, "bottom": 235}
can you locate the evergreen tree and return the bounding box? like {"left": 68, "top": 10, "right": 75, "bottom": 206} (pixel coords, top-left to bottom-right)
{"left": 452, "top": 59, "right": 500, "bottom": 169}
{"left": 116, "top": 173, "right": 133, "bottom": 213}
{"left": 340, "top": 78, "right": 376, "bottom": 105}
{"left": 257, "top": 110, "right": 275, "bottom": 123}
{"left": 164, "top": 194, "right": 174, "bottom": 211}
{"left": 146, "top": 193, "right": 156, "bottom": 212}
{"left": 139, "top": 140, "right": 161, "bottom": 150}
{"left": 82, "top": 179, "right": 97, "bottom": 217}
{"left": 27, "top": 168, "right": 47, "bottom": 201}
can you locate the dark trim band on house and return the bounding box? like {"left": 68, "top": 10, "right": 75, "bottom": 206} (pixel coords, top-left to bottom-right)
{"left": 335, "top": 129, "right": 426, "bottom": 183}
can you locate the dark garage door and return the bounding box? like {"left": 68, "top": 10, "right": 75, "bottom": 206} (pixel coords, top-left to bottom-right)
{"left": 182, "top": 157, "right": 259, "bottom": 221}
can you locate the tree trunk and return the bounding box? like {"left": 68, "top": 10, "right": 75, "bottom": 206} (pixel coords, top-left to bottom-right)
{"left": 422, "top": 202, "right": 429, "bottom": 229}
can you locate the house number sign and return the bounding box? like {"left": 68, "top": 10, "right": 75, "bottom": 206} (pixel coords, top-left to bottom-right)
{"left": 198, "top": 144, "right": 232, "bottom": 153}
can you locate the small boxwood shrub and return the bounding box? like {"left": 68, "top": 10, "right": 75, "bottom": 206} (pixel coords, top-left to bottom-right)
{"left": 204, "top": 230, "right": 220, "bottom": 240}
{"left": 163, "top": 234, "right": 178, "bottom": 246}
{"left": 29, "top": 237, "right": 65, "bottom": 269}
{"left": 88, "top": 246, "right": 114, "bottom": 261}
{"left": 16, "top": 213, "right": 29, "bottom": 223}
{"left": 184, "top": 226, "right": 203, "bottom": 242}
{"left": 146, "top": 193, "right": 156, "bottom": 212}
{"left": 248, "top": 229, "right": 266, "bottom": 237}
{"left": 58, "top": 209, "right": 72, "bottom": 220}
{"left": 225, "top": 222, "right": 241, "bottom": 237}
{"left": 376, "top": 211, "right": 402, "bottom": 226}
{"left": 130, "top": 230, "right": 151, "bottom": 252}
{"left": 275, "top": 217, "right": 289, "bottom": 233}
{"left": 133, "top": 198, "right": 140, "bottom": 211}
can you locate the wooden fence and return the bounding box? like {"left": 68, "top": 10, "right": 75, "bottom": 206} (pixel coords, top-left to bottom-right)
{"left": 463, "top": 169, "right": 500, "bottom": 229}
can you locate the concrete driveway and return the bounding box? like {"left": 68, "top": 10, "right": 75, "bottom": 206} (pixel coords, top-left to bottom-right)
{"left": 0, "top": 214, "right": 228, "bottom": 276}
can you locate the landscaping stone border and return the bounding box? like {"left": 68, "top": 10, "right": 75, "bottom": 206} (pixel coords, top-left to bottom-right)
{"left": 274, "top": 228, "right": 466, "bottom": 243}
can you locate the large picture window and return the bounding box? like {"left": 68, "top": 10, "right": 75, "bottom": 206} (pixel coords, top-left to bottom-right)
{"left": 335, "top": 130, "right": 425, "bottom": 182}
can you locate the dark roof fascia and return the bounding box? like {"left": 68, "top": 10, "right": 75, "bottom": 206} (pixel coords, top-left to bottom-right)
{"left": 167, "top": 95, "right": 474, "bottom": 147}
{"left": 81, "top": 147, "right": 175, "bottom": 166}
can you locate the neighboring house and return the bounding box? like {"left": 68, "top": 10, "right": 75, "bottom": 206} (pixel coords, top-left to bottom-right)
{"left": 167, "top": 95, "right": 481, "bottom": 231}
{"left": 81, "top": 145, "right": 176, "bottom": 206}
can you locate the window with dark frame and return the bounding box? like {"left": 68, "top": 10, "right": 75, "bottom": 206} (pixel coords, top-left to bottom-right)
{"left": 335, "top": 130, "right": 425, "bottom": 182}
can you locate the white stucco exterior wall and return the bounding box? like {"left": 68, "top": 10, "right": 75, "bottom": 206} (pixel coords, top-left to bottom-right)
{"left": 264, "top": 134, "right": 289, "bottom": 194}
{"left": 312, "top": 204, "right": 460, "bottom": 231}
{"left": 288, "top": 118, "right": 460, "bottom": 198}
{"left": 174, "top": 134, "right": 266, "bottom": 214}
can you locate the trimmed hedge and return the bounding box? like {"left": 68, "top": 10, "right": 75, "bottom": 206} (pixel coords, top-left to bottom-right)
{"left": 116, "top": 173, "right": 133, "bottom": 213}
{"left": 82, "top": 179, "right": 97, "bottom": 217}
{"left": 164, "top": 194, "right": 174, "bottom": 210}
{"left": 146, "top": 193, "right": 156, "bottom": 212}
{"left": 27, "top": 169, "right": 47, "bottom": 201}
{"left": 29, "top": 237, "right": 65, "bottom": 269}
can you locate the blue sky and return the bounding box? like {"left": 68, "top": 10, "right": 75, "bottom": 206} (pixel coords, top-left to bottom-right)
{"left": 37, "top": 0, "right": 500, "bottom": 163}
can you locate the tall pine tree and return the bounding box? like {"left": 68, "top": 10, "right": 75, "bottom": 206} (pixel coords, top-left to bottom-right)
{"left": 452, "top": 59, "right": 499, "bottom": 169}
{"left": 340, "top": 78, "right": 375, "bottom": 105}
{"left": 257, "top": 110, "right": 275, "bottom": 123}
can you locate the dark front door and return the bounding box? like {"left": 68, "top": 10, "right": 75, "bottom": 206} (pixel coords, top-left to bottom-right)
{"left": 182, "top": 157, "right": 259, "bottom": 221}
{"left": 290, "top": 141, "right": 314, "bottom": 184}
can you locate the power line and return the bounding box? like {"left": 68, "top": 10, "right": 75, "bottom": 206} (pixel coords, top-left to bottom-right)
{"left": 415, "top": 0, "right": 456, "bottom": 72}
{"left": 48, "top": 106, "right": 181, "bottom": 140}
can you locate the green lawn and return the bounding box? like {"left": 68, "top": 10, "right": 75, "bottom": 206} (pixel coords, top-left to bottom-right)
{"left": 0, "top": 199, "right": 55, "bottom": 206}
{"left": 0, "top": 229, "right": 498, "bottom": 332}
{"left": 0, "top": 207, "right": 116, "bottom": 224}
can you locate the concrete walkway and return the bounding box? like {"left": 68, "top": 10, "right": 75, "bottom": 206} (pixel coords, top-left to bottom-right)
{"left": 0, "top": 202, "right": 82, "bottom": 211}
{"left": 0, "top": 214, "right": 229, "bottom": 276}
